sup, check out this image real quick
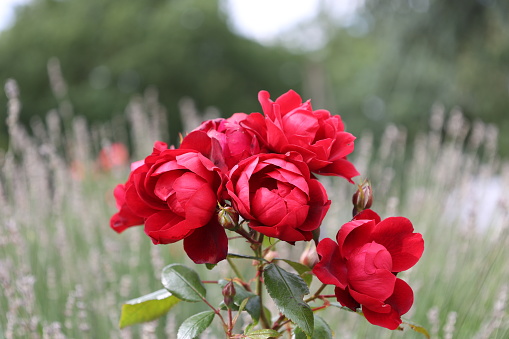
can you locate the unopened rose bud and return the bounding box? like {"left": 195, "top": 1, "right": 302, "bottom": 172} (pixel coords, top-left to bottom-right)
{"left": 352, "top": 179, "right": 373, "bottom": 216}
{"left": 299, "top": 243, "right": 319, "bottom": 268}
{"left": 263, "top": 250, "right": 278, "bottom": 263}
{"left": 218, "top": 206, "right": 239, "bottom": 230}
{"left": 222, "top": 280, "right": 236, "bottom": 307}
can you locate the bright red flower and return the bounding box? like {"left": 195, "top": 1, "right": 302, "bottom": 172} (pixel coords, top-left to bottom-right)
{"left": 312, "top": 209, "right": 424, "bottom": 330}
{"left": 110, "top": 141, "right": 228, "bottom": 264}
{"left": 242, "top": 90, "right": 359, "bottom": 182}
{"left": 226, "top": 152, "right": 331, "bottom": 242}
{"left": 181, "top": 113, "right": 263, "bottom": 171}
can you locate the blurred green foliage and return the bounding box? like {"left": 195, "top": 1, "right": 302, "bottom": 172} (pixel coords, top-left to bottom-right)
{"left": 0, "top": 0, "right": 303, "bottom": 147}
{"left": 314, "top": 0, "right": 509, "bottom": 155}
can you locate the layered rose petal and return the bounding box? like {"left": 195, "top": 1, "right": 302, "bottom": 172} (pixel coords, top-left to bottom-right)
{"left": 313, "top": 238, "right": 347, "bottom": 288}
{"left": 227, "top": 153, "right": 330, "bottom": 243}
{"left": 183, "top": 218, "right": 228, "bottom": 264}
{"left": 362, "top": 278, "right": 414, "bottom": 330}
{"left": 110, "top": 141, "right": 226, "bottom": 264}
{"left": 247, "top": 90, "right": 359, "bottom": 181}
{"left": 371, "top": 217, "right": 425, "bottom": 272}
{"left": 334, "top": 286, "right": 360, "bottom": 311}
{"left": 312, "top": 209, "right": 423, "bottom": 330}
{"left": 347, "top": 243, "right": 396, "bottom": 302}
{"left": 144, "top": 211, "right": 194, "bottom": 244}
{"left": 336, "top": 219, "right": 374, "bottom": 258}
{"left": 182, "top": 112, "right": 263, "bottom": 170}
{"left": 110, "top": 184, "right": 145, "bottom": 233}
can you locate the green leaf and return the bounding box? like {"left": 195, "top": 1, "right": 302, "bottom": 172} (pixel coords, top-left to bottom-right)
{"left": 118, "top": 289, "right": 180, "bottom": 329}
{"left": 219, "top": 279, "right": 261, "bottom": 321}
{"left": 275, "top": 259, "right": 313, "bottom": 286}
{"left": 161, "top": 264, "right": 206, "bottom": 302}
{"left": 313, "top": 315, "right": 333, "bottom": 339}
{"left": 244, "top": 328, "right": 282, "bottom": 339}
{"left": 177, "top": 311, "right": 215, "bottom": 339}
{"left": 263, "top": 263, "right": 314, "bottom": 336}
{"left": 277, "top": 259, "right": 311, "bottom": 275}
{"left": 401, "top": 319, "right": 431, "bottom": 338}
{"left": 293, "top": 327, "right": 308, "bottom": 339}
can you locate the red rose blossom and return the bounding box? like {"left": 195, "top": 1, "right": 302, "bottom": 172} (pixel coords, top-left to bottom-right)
{"left": 110, "top": 141, "right": 228, "bottom": 264}
{"left": 226, "top": 152, "right": 331, "bottom": 242}
{"left": 312, "top": 209, "right": 424, "bottom": 329}
{"left": 181, "top": 113, "right": 263, "bottom": 171}
{"left": 242, "top": 90, "right": 359, "bottom": 182}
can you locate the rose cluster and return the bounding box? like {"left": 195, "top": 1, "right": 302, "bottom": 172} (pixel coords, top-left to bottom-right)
{"left": 110, "top": 89, "right": 424, "bottom": 330}
{"left": 111, "top": 90, "right": 357, "bottom": 263}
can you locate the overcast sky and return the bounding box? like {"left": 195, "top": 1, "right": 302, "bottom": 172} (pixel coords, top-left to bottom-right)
{"left": 0, "top": 0, "right": 319, "bottom": 42}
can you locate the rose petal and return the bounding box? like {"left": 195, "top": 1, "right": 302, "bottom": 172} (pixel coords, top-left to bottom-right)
{"left": 249, "top": 221, "right": 308, "bottom": 242}
{"left": 183, "top": 218, "right": 228, "bottom": 264}
{"left": 315, "top": 158, "right": 360, "bottom": 182}
{"left": 372, "top": 217, "right": 425, "bottom": 272}
{"left": 336, "top": 219, "right": 374, "bottom": 258}
{"left": 251, "top": 187, "right": 287, "bottom": 226}
{"left": 312, "top": 238, "right": 348, "bottom": 288}
{"left": 353, "top": 209, "right": 381, "bottom": 224}
{"left": 347, "top": 243, "right": 396, "bottom": 301}
{"left": 334, "top": 286, "right": 360, "bottom": 311}
{"left": 144, "top": 211, "right": 193, "bottom": 244}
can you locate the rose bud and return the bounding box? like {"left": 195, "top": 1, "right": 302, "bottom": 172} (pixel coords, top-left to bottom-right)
{"left": 222, "top": 280, "right": 236, "bottom": 308}
{"left": 299, "top": 243, "right": 318, "bottom": 268}
{"left": 218, "top": 206, "right": 239, "bottom": 230}
{"left": 352, "top": 179, "right": 373, "bottom": 216}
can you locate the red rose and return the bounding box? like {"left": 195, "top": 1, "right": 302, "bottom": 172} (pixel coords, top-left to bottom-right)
{"left": 110, "top": 183, "right": 145, "bottom": 233}
{"left": 226, "top": 152, "right": 331, "bottom": 242}
{"left": 312, "top": 209, "right": 424, "bottom": 330}
{"left": 242, "top": 90, "right": 359, "bottom": 182}
{"left": 181, "top": 113, "right": 263, "bottom": 171}
{"left": 110, "top": 141, "right": 228, "bottom": 264}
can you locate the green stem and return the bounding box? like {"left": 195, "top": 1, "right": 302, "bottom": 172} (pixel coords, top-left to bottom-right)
{"left": 254, "top": 234, "right": 271, "bottom": 329}
{"left": 227, "top": 256, "right": 245, "bottom": 282}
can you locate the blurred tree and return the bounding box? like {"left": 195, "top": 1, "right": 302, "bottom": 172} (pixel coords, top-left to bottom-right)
{"left": 306, "top": 0, "right": 509, "bottom": 156}
{"left": 0, "top": 0, "right": 303, "bottom": 148}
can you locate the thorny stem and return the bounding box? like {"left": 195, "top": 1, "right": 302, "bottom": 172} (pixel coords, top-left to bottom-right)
{"left": 304, "top": 283, "right": 327, "bottom": 303}
{"left": 235, "top": 226, "right": 259, "bottom": 245}
{"left": 200, "top": 295, "right": 228, "bottom": 333}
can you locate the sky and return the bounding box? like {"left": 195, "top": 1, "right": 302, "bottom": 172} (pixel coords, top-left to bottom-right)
{"left": 0, "top": 0, "right": 319, "bottom": 42}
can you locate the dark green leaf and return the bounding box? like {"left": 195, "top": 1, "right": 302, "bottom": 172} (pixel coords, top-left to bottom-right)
{"left": 161, "top": 264, "right": 206, "bottom": 302}
{"left": 119, "top": 289, "right": 180, "bottom": 329}
{"left": 275, "top": 259, "right": 313, "bottom": 286}
{"left": 313, "top": 315, "right": 333, "bottom": 339}
{"left": 294, "top": 327, "right": 308, "bottom": 339}
{"left": 277, "top": 259, "right": 311, "bottom": 275}
{"left": 263, "top": 263, "right": 314, "bottom": 336}
{"left": 177, "top": 311, "right": 215, "bottom": 339}
{"left": 244, "top": 328, "right": 282, "bottom": 339}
